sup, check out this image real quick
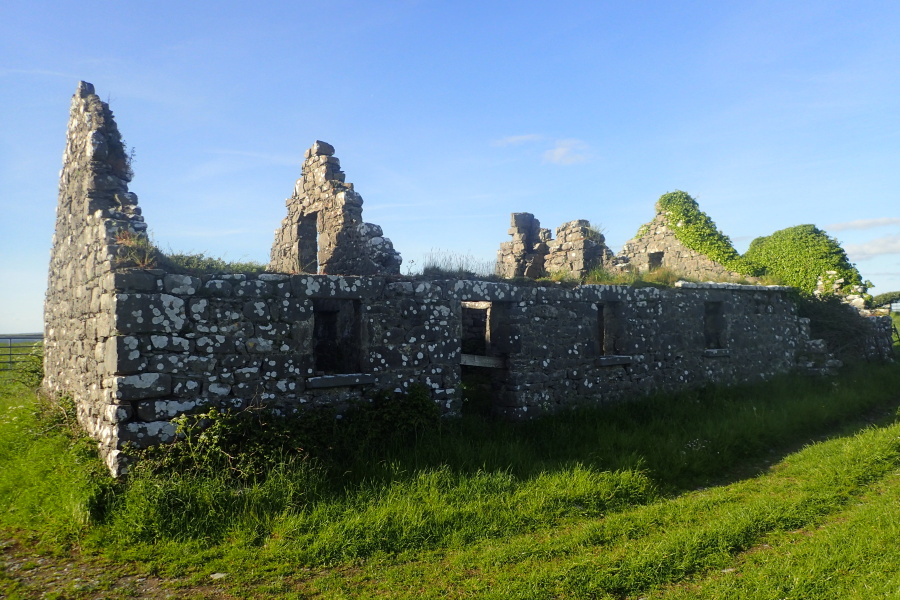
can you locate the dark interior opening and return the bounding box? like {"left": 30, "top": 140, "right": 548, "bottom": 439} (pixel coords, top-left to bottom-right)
{"left": 648, "top": 251, "right": 664, "bottom": 271}
{"left": 313, "top": 298, "right": 362, "bottom": 374}
{"left": 461, "top": 303, "right": 489, "bottom": 355}
{"left": 704, "top": 301, "right": 725, "bottom": 349}
{"left": 297, "top": 212, "right": 319, "bottom": 273}
{"left": 460, "top": 301, "right": 511, "bottom": 416}
{"left": 461, "top": 365, "right": 495, "bottom": 416}
{"left": 597, "top": 301, "right": 624, "bottom": 355}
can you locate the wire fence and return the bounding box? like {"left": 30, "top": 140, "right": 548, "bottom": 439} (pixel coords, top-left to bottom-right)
{"left": 0, "top": 333, "right": 43, "bottom": 370}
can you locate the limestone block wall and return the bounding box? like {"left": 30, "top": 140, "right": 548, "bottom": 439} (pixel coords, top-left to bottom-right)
{"left": 495, "top": 213, "right": 551, "bottom": 278}
{"left": 269, "top": 141, "right": 401, "bottom": 275}
{"left": 495, "top": 214, "right": 612, "bottom": 280}
{"left": 98, "top": 273, "right": 815, "bottom": 464}
{"left": 544, "top": 220, "right": 615, "bottom": 279}
{"left": 43, "top": 82, "right": 152, "bottom": 474}
{"left": 469, "top": 281, "right": 808, "bottom": 417}
{"left": 618, "top": 210, "right": 749, "bottom": 281}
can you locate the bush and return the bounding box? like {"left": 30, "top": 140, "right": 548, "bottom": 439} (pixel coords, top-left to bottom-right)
{"left": 11, "top": 345, "right": 44, "bottom": 389}
{"left": 744, "top": 225, "right": 862, "bottom": 296}
{"left": 872, "top": 291, "right": 900, "bottom": 308}
{"left": 130, "top": 385, "right": 440, "bottom": 482}
{"left": 160, "top": 252, "right": 266, "bottom": 274}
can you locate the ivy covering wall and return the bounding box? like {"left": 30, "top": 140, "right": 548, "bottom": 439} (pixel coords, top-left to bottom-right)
{"left": 743, "top": 224, "right": 862, "bottom": 295}
{"left": 641, "top": 191, "right": 865, "bottom": 297}
{"left": 654, "top": 191, "right": 762, "bottom": 276}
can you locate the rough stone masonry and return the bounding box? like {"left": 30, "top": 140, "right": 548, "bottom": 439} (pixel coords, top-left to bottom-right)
{"left": 44, "top": 82, "right": 893, "bottom": 476}
{"left": 269, "top": 140, "right": 401, "bottom": 275}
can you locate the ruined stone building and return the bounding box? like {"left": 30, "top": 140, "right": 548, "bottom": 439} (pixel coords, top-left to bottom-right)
{"left": 269, "top": 140, "right": 401, "bottom": 276}
{"left": 496, "top": 204, "right": 746, "bottom": 282}
{"left": 43, "top": 83, "right": 894, "bottom": 476}
{"left": 616, "top": 205, "right": 750, "bottom": 281}
{"left": 495, "top": 214, "right": 614, "bottom": 279}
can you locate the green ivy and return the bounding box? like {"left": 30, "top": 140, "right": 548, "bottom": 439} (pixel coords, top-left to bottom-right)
{"left": 652, "top": 191, "right": 762, "bottom": 276}
{"left": 743, "top": 224, "right": 862, "bottom": 296}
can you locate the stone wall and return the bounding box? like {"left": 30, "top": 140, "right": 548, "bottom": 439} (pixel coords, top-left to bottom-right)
{"left": 269, "top": 140, "right": 401, "bottom": 275}
{"left": 76, "top": 269, "right": 832, "bottom": 475}
{"left": 618, "top": 209, "right": 750, "bottom": 281}
{"left": 495, "top": 213, "right": 551, "bottom": 278}
{"left": 544, "top": 220, "right": 615, "bottom": 279}
{"left": 495, "top": 214, "right": 613, "bottom": 279}
{"left": 44, "top": 83, "right": 894, "bottom": 477}
{"left": 43, "top": 82, "right": 152, "bottom": 474}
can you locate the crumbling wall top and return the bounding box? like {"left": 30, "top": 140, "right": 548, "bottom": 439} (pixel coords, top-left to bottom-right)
{"left": 270, "top": 141, "right": 401, "bottom": 276}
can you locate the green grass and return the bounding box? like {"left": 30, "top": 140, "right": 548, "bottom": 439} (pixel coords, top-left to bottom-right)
{"left": 2, "top": 362, "right": 900, "bottom": 598}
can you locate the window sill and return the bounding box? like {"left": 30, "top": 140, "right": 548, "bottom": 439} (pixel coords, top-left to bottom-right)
{"left": 461, "top": 354, "right": 506, "bottom": 368}
{"left": 703, "top": 349, "right": 730, "bottom": 358}
{"left": 307, "top": 373, "right": 376, "bottom": 389}
{"left": 597, "top": 355, "right": 633, "bottom": 366}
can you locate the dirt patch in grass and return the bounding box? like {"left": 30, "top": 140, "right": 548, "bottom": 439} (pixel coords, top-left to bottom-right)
{"left": 0, "top": 535, "right": 236, "bottom": 600}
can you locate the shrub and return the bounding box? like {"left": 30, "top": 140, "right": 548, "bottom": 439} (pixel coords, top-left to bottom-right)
{"left": 872, "top": 291, "right": 900, "bottom": 308}
{"left": 11, "top": 344, "right": 44, "bottom": 389}
{"left": 160, "top": 252, "right": 266, "bottom": 274}
{"left": 743, "top": 225, "right": 862, "bottom": 296}
{"left": 130, "top": 385, "right": 440, "bottom": 482}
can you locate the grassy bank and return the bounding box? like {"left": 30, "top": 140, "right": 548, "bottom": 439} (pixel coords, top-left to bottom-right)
{"left": 2, "top": 361, "right": 900, "bottom": 598}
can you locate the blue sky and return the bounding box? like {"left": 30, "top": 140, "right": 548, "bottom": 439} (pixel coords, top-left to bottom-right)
{"left": 2, "top": 0, "right": 899, "bottom": 333}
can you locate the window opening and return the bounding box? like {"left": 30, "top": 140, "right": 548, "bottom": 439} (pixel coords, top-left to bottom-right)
{"left": 313, "top": 298, "right": 362, "bottom": 374}
{"left": 704, "top": 301, "right": 725, "bottom": 349}
{"left": 297, "top": 211, "right": 319, "bottom": 273}
{"left": 460, "top": 301, "right": 511, "bottom": 416}
{"left": 648, "top": 251, "right": 664, "bottom": 271}
{"left": 461, "top": 301, "right": 489, "bottom": 355}
{"left": 597, "top": 301, "right": 625, "bottom": 356}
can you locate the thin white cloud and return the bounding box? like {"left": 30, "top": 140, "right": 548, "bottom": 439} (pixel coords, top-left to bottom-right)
{"left": 543, "top": 139, "right": 589, "bottom": 165}
{"left": 209, "top": 149, "right": 304, "bottom": 166}
{"left": 0, "top": 68, "right": 75, "bottom": 79}
{"left": 845, "top": 234, "right": 900, "bottom": 260}
{"left": 492, "top": 134, "right": 543, "bottom": 147}
{"left": 165, "top": 228, "right": 258, "bottom": 238}
{"left": 825, "top": 217, "right": 900, "bottom": 232}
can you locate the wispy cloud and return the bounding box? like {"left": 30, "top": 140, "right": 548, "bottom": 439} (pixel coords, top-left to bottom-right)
{"left": 492, "top": 134, "right": 543, "bottom": 147}
{"left": 209, "top": 149, "right": 303, "bottom": 166}
{"left": 845, "top": 234, "right": 900, "bottom": 260}
{"left": 825, "top": 217, "right": 900, "bottom": 232}
{"left": 165, "top": 228, "right": 258, "bottom": 238}
{"left": 543, "top": 139, "right": 589, "bottom": 165}
{"left": 0, "top": 68, "right": 75, "bottom": 79}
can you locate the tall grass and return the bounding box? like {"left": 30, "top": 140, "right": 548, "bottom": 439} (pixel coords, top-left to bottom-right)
{"left": 2, "top": 361, "right": 900, "bottom": 600}
{"left": 0, "top": 374, "right": 114, "bottom": 548}
{"left": 419, "top": 249, "right": 496, "bottom": 279}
